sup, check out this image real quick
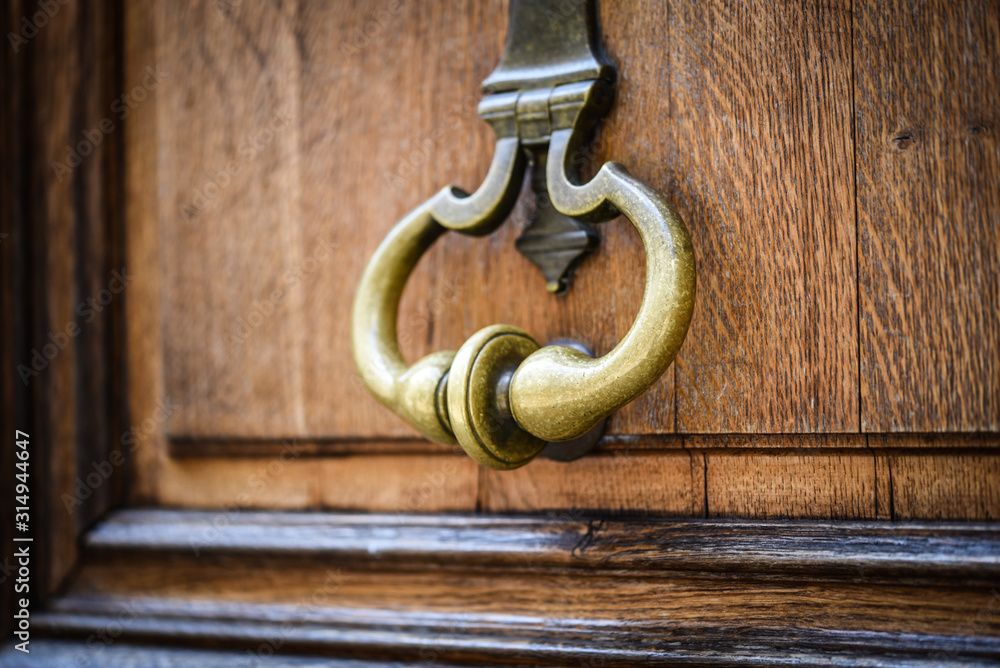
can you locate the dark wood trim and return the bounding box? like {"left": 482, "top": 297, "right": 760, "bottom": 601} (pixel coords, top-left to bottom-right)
{"left": 83, "top": 509, "right": 1000, "bottom": 579}
{"left": 167, "top": 433, "right": 1000, "bottom": 459}
{"left": 1, "top": 0, "right": 28, "bottom": 643}
{"left": 166, "top": 434, "right": 687, "bottom": 458}
{"left": 168, "top": 436, "right": 458, "bottom": 458}
{"left": 2, "top": 0, "right": 126, "bottom": 606}
{"left": 28, "top": 510, "right": 1000, "bottom": 665}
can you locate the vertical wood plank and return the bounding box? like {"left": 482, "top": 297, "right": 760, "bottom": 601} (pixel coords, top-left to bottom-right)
{"left": 29, "top": 0, "right": 83, "bottom": 599}
{"left": 299, "top": 0, "right": 666, "bottom": 438}
{"left": 75, "top": 0, "right": 126, "bottom": 534}
{"left": 0, "top": 0, "right": 27, "bottom": 638}
{"left": 10, "top": 0, "right": 124, "bottom": 594}
{"left": 124, "top": 0, "right": 163, "bottom": 504}
{"left": 157, "top": 0, "right": 304, "bottom": 437}
{"left": 297, "top": 1, "right": 509, "bottom": 438}
{"left": 598, "top": 0, "right": 859, "bottom": 433}
{"left": 855, "top": 0, "right": 1000, "bottom": 431}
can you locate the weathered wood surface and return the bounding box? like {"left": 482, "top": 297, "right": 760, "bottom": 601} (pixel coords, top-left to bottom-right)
{"left": 855, "top": 0, "right": 1000, "bottom": 433}
{"left": 26, "top": 510, "right": 1000, "bottom": 666}
{"left": 602, "top": 0, "right": 860, "bottom": 433}
{"left": 85, "top": 509, "right": 1000, "bottom": 578}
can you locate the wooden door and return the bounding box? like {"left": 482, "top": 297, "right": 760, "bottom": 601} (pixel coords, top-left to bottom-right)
{"left": 3, "top": 0, "right": 999, "bottom": 664}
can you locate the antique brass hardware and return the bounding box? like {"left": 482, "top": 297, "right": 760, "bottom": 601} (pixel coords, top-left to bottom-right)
{"left": 351, "top": 0, "right": 696, "bottom": 470}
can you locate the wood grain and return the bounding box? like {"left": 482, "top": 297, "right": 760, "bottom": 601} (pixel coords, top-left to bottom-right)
{"left": 706, "top": 451, "right": 884, "bottom": 519}
{"left": 479, "top": 450, "right": 705, "bottom": 516}
{"left": 870, "top": 435, "right": 1000, "bottom": 521}
{"left": 597, "top": 0, "right": 859, "bottom": 433}
{"left": 0, "top": 0, "right": 26, "bottom": 638}
{"left": 26, "top": 0, "right": 86, "bottom": 597}
{"left": 36, "top": 581, "right": 1000, "bottom": 665}
{"left": 156, "top": 0, "right": 305, "bottom": 436}
{"left": 888, "top": 450, "right": 1000, "bottom": 521}
{"left": 318, "top": 455, "right": 479, "bottom": 513}
{"left": 123, "top": 0, "right": 1000, "bottom": 523}
{"left": 871, "top": 433, "right": 1000, "bottom": 450}
{"left": 683, "top": 433, "right": 867, "bottom": 450}
{"left": 298, "top": 1, "right": 511, "bottom": 439}
{"left": 165, "top": 432, "right": 1000, "bottom": 457}
{"left": 0, "top": 641, "right": 423, "bottom": 668}
{"left": 16, "top": 2, "right": 1000, "bottom": 664}
{"left": 29, "top": 510, "right": 1000, "bottom": 666}
{"left": 154, "top": 458, "right": 321, "bottom": 510}
{"left": 153, "top": 432, "right": 999, "bottom": 521}
{"left": 124, "top": 0, "right": 164, "bottom": 504}
{"left": 141, "top": 0, "right": 862, "bottom": 443}
{"left": 86, "top": 509, "right": 1000, "bottom": 579}
{"left": 150, "top": 453, "right": 479, "bottom": 515}
{"left": 7, "top": 0, "right": 124, "bottom": 596}
{"left": 855, "top": 0, "right": 1000, "bottom": 432}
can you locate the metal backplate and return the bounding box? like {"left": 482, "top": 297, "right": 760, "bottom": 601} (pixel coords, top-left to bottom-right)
{"left": 479, "top": 0, "right": 616, "bottom": 294}
{"left": 516, "top": 148, "right": 599, "bottom": 293}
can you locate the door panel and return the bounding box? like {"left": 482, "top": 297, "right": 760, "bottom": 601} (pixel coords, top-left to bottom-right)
{"left": 119, "top": 0, "right": 1000, "bottom": 520}
{"left": 147, "top": 0, "right": 862, "bottom": 444}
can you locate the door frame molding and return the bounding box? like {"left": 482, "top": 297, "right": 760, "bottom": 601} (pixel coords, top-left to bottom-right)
{"left": 27, "top": 509, "right": 1000, "bottom": 665}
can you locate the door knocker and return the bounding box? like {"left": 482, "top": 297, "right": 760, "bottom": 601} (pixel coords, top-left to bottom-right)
{"left": 352, "top": 0, "right": 696, "bottom": 470}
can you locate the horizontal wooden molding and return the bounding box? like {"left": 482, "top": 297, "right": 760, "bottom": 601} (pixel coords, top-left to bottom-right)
{"left": 31, "top": 510, "right": 1000, "bottom": 665}
{"left": 168, "top": 432, "right": 1000, "bottom": 458}
{"left": 84, "top": 509, "right": 1000, "bottom": 580}
{"left": 168, "top": 435, "right": 456, "bottom": 457}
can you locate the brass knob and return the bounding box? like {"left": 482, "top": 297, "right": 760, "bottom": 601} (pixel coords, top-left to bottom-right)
{"left": 351, "top": 1, "right": 696, "bottom": 470}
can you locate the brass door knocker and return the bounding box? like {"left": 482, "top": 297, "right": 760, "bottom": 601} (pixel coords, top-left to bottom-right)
{"left": 352, "top": 0, "right": 696, "bottom": 470}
